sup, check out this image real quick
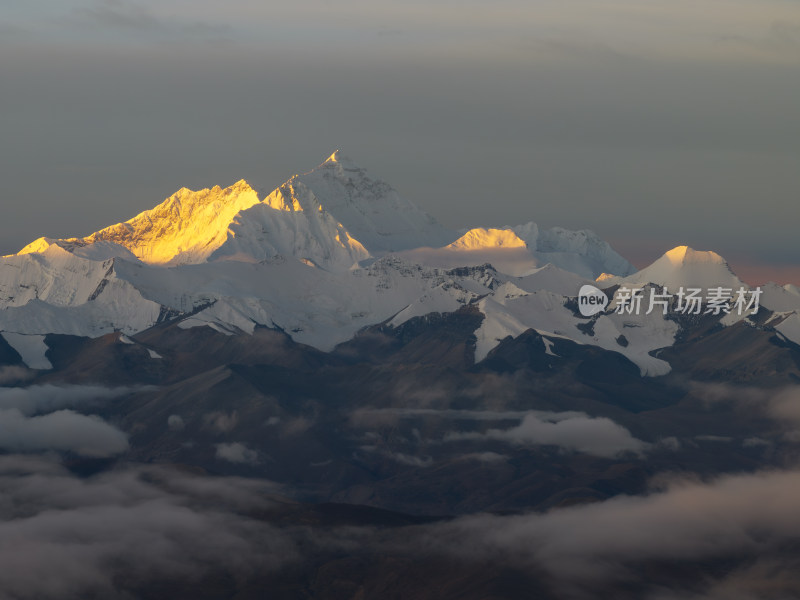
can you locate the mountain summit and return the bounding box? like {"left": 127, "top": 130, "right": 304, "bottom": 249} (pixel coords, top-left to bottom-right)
{"left": 285, "top": 150, "right": 455, "bottom": 253}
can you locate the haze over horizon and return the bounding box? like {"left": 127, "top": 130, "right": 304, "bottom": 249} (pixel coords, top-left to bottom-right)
{"left": 2, "top": 0, "right": 799, "bottom": 283}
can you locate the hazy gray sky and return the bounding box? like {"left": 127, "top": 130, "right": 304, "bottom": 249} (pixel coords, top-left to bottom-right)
{"left": 2, "top": 0, "right": 799, "bottom": 280}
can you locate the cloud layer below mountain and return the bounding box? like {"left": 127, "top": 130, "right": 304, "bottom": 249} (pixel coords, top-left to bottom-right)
{"left": 2, "top": 453, "right": 799, "bottom": 598}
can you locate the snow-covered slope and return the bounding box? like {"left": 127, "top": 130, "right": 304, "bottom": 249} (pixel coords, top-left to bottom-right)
{"left": 473, "top": 284, "right": 677, "bottom": 377}
{"left": 760, "top": 284, "right": 800, "bottom": 347}
{"left": 0, "top": 332, "right": 52, "bottom": 369}
{"left": 0, "top": 245, "right": 163, "bottom": 340}
{"left": 208, "top": 193, "right": 370, "bottom": 270}
{"left": 1, "top": 244, "right": 117, "bottom": 308}
{"left": 776, "top": 313, "right": 800, "bottom": 347}
{"left": 513, "top": 264, "right": 594, "bottom": 297}
{"left": 111, "top": 256, "right": 491, "bottom": 350}
{"left": 761, "top": 283, "right": 800, "bottom": 313}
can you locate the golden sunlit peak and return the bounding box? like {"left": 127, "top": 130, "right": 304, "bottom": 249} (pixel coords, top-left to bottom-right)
{"left": 231, "top": 179, "right": 256, "bottom": 190}
{"left": 665, "top": 245, "right": 690, "bottom": 261}
{"left": 664, "top": 245, "right": 726, "bottom": 265}
{"left": 17, "top": 237, "right": 56, "bottom": 255}
{"left": 447, "top": 228, "right": 527, "bottom": 251}
{"left": 322, "top": 149, "right": 358, "bottom": 169}
{"left": 66, "top": 179, "right": 266, "bottom": 266}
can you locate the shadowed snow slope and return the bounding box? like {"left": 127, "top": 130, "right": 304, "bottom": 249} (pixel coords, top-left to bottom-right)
{"left": 282, "top": 151, "right": 455, "bottom": 253}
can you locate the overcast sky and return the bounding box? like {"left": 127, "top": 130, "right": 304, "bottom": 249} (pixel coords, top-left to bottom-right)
{"left": 1, "top": 0, "right": 799, "bottom": 281}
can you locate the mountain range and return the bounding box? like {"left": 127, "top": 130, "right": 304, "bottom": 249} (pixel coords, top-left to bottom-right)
{"left": 3, "top": 151, "right": 800, "bottom": 599}
{"left": 4, "top": 150, "right": 798, "bottom": 378}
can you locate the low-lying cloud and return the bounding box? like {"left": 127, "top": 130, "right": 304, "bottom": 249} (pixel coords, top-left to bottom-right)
{"left": 1, "top": 453, "right": 800, "bottom": 598}
{"left": 0, "top": 365, "right": 35, "bottom": 385}
{"left": 215, "top": 442, "right": 260, "bottom": 465}
{"left": 420, "top": 468, "right": 800, "bottom": 598}
{"left": 0, "top": 456, "right": 292, "bottom": 599}
{"left": 0, "top": 384, "right": 144, "bottom": 457}
{"left": 0, "top": 384, "right": 143, "bottom": 416}
{"left": 444, "top": 411, "right": 649, "bottom": 458}
{"left": 0, "top": 409, "right": 128, "bottom": 457}
{"left": 692, "top": 382, "right": 800, "bottom": 436}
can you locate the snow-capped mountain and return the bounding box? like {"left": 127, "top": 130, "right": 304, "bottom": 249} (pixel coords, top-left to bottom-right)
{"left": 1, "top": 151, "right": 797, "bottom": 376}
{"left": 603, "top": 245, "right": 745, "bottom": 291}
{"left": 278, "top": 151, "right": 455, "bottom": 253}
{"left": 19, "top": 180, "right": 264, "bottom": 266}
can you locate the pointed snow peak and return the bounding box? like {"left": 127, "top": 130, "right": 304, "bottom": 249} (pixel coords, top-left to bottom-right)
{"left": 447, "top": 228, "right": 527, "bottom": 251}
{"left": 17, "top": 237, "right": 57, "bottom": 256}
{"left": 325, "top": 149, "right": 346, "bottom": 164}
{"left": 318, "top": 149, "right": 360, "bottom": 174}
{"left": 282, "top": 151, "right": 454, "bottom": 253}
{"left": 230, "top": 179, "right": 258, "bottom": 192}
{"left": 663, "top": 245, "right": 726, "bottom": 266}
{"left": 616, "top": 245, "right": 743, "bottom": 290}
